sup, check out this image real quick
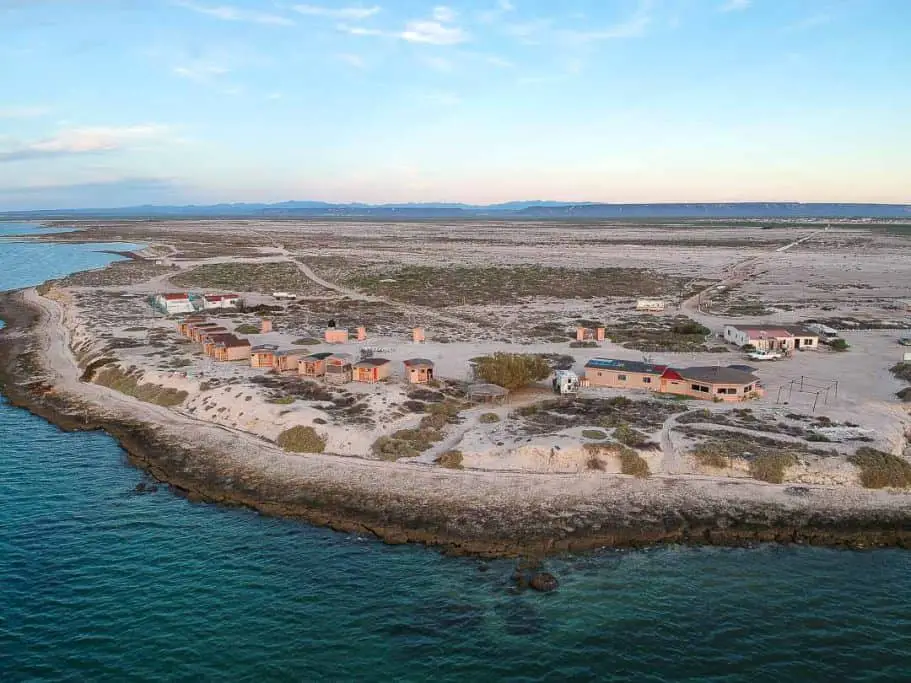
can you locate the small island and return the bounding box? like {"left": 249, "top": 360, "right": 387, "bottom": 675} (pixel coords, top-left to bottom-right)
{"left": 2, "top": 218, "right": 910, "bottom": 556}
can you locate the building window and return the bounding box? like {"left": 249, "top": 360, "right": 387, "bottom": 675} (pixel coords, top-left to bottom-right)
{"left": 745, "top": 385, "right": 753, "bottom": 392}
{"left": 618, "top": 374, "right": 627, "bottom": 381}
{"left": 691, "top": 384, "right": 709, "bottom": 393}
{"left": 717, "top": 387, "right": 737, "bottom": 395}
{"left": 643, "top": 377, "right": 652, "bottom": 384}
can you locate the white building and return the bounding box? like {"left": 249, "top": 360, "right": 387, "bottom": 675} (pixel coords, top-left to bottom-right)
{"left": 202, "top": 293, "right": 241, "bottom": 310}
{"left": 636, "top": 299, "right": 666, "bottom": 312}
{"left": 723, "top": 324, "right": 819, "bottom": 351}
{"left": 153, "top": 293, "right": 195, "bottom": 315}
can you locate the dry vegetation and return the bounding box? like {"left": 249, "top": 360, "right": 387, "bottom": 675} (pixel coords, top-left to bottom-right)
{"left": 435, "top": 450, "right": 464, "bottom": 469}
{"left": 512, "top": 396, "right": 686, "bottom": 436}
{"left": 342, "top": 265, "right": 688, "bottom": 306}
{"left": 171, "top": 262, "right": 325, "bottom": 294}
{"left": 474, "top": 353, "right": 551, "bottom": 391}
{"left": 94, "top": 366, "right": 188, "bottom": 406}
{"left": 848, "top": 448, "right": 911, "bottom": 489}
{"left": 276, "top": 426, "right": 326, "bottom": 453}
{"left": 55, "top": 259, "right": 176, "bottom": 287}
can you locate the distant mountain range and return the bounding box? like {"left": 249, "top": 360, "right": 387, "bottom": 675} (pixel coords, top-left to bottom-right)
{"left": 2, "top": 201, "right": 908, "bottom": 220}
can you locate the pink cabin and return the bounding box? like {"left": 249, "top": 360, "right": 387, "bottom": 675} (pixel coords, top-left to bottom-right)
{"left": 325, "top": 328, "right": 349, "bottom": 344}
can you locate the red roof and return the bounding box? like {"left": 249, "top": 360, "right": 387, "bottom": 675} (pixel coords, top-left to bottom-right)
{"left": 163, "top": 293, "right": 189, "bottom": 300}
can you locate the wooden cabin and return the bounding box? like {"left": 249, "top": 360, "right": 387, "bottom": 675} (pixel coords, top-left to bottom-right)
{"left": 273, "top": 350, "right": 303, "bottom": 373}
{"left": 353, "top": 358, "right": 391, "bottom": 384}
{"left": 214, "top": 336, "right": 252, "bottom": 362}
{"left": 178, "top": 316, "right": 207, "bottom": 336}
{"left": 325, "top": 328, "right": 349, "bottom": 344}
{"left": 251, "top": 344, "right": 279, "bottom": 369}
{"left": 202, "top": 332, "right": 236, "bottom": 358}
{"left": 325, "top": 353, "right": 354, "bottom": 385}
{"left": 188, "top": 321, "right": 221, "bottom": 342}
{"left": 299, "top": 352, "right": 334, "bottom": 378}
{"left": 403, "top": 358, "right": 434, "bottom": 384}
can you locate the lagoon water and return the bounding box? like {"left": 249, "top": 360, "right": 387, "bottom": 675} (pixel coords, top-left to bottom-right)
{"left": 1, "top": 223, "right": 910, "bottom": 682}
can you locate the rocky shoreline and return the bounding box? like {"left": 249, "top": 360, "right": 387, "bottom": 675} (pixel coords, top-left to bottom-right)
{"left": 2, "top": 287, "right": 911, "bottom": 556}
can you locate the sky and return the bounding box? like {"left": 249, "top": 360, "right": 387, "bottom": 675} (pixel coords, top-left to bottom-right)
{"left": 0, "top": 0, "right": 909, "bottom": 209}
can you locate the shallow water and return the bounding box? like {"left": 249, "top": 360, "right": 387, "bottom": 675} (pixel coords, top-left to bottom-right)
{"left": 1, "top": 231, "right": 910, "bottom": 682}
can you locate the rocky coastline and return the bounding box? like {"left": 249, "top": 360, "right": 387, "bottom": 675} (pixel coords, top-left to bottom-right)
{"left": 2, "top": 287, "right": 911, "bottom": 556}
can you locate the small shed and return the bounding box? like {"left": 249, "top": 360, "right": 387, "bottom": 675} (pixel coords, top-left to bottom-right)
{"left": 325, "top": 353, "right": 354, "bottom": 384}
{"left": 467, "top": 383, "right": 509, "bottom": 404}
{"left": 273, "top": 350, "right": 303, "bottom": 373}
{"left": 412, "top": 327, "right": 425, "bottom": 343}
{"left": 251, "top": 344, "right": 280, "bottom": 369}
{"left": 325, "top": 328, "right": 349, "bottom": 344}
{"left": 353, "top": 358, "right": 391, "bottom": 384}
{"left": 403, "top": 358, "right": 435, "bottom": 384}
{"left": 215, "top": 336, "right": 252, "bottom": 362}
{"left": 202, "top": 332, "right": 236, "bottom": 358}
{"left": 189, "top": 322, "right": 222, "bottom": 343}
{"left": 178, "top": 316, "right": 207, "bottom": 336}
{"left": 299, "top": 351, "right": 334, "bottom": 378}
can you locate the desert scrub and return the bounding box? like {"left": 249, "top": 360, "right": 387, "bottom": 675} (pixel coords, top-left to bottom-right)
{"left": 435, "top": 450, "right": 464, "bottom": 469}
{"left": 749, "top": 453, "right": 798, "bottom": 484}
{"left": 293, "top": 338, "right": 321, "bottom": 346}
{"left": 234, "top": 323, "right": 261, "bottom": 334}
{"left": 619, "top": 449, "right": 650, "bottom": 478}
{"left": 479, "top": 412, "right": 501, "bottom": 424}
{"left": 582, "top": 429, "right": 607, "bottom": 440}
{"left": 473, "top": 352, "right": 551, "bottom": 391}
{"left": 890, "top": 362, "right": 911, "bottom": 382}
{"left": 94, "top": 367, "right": 188, "bottom": 407}
{"left": 269, "top": 396, "right": 296, "bottom": 405}
{"left": 276, "top": 426, "right": 326, "bottom": 453}
{"left": 829, "top": 339, "right": 850, "bottom": 352}
{"left": 613, "top": 423, "right": 651, "bottom": 448}
{"left": 585, "top": 454, "right": 606, "bottom": 471}
{"left": 171, "top": 262, "right": 323, "bottom": 294}
{"left": 848, "top": 447, "right": 911, "bottom": 489}
{"left": 692, "top": 443, "right": 729, "bottom": 469}
{"left": 372, "top": 427, "right": 444, "bottom": 460}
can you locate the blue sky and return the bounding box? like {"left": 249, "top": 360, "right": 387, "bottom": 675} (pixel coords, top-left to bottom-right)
{"left": 0, "top": 0, "right": 908, "bottom": 209}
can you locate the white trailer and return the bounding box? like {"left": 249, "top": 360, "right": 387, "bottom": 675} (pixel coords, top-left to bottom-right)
{"left": 552, "top": 370, "right": 580, "bottom": 395}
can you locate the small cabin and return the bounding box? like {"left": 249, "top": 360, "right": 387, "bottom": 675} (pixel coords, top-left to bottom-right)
{"left": 325, "top": 328, "right": 349, "bottom": 344}
{"left": 260, "top": 319, "right": 273, "bottom": 334}
{"left": 202, "top": 293, "right": 241, "bottom": 310}
{"left": 325, "top": 353, "right": 354, "bottom": 384}
{"left": 299, "top": 352, "right": 334, "bottom": 378}
{"left": 202, "top": 332, "right": 236, "bottom": 357}
{"left": 178, "top": 316, "right": 207, "bottom": 336}
{"left": 155, "top": 292, "right": 195, "bottom": 315}
{"left": 403, "top": 358, "right": 434, "bottom": 384}
{"left": 214, "top": 336, "right": 251, "bottom": 362}
{"left": 412, "top": 327, "right": 425, "bottom": 343}
{"left": 189, "top": 322, "right": 222, "bottom": 343}
{"left": 353, "top": 358, "right": 391, "bottom": 384}
{"left": 273, "top": 350, "right": 303, "bottom": 373}
{"left": 251, "top": 344, "right": 280, "bottom": 369}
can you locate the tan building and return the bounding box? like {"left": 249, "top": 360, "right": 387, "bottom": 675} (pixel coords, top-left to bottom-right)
{"left": 188, "top": 322, "right": 222, "bottom": 343}
{"left": 299, "top": 352, "right": 334, "bottom": 378}
{"left": 403, "top": 358, "right": 435, "bottom": 384}
{"left": 353, "top": 358, "right": 391, "bottom": 383}
{"left": 584, "top": 358, "right": 762, "bottom": 402}
{"left": 214, "top": 336, "right": 252, "bottom": 362}
{"left": 202, "top": 332, "right": 236, "bottom": 358}
{"left": 251, "top": 344, "right": 279, "bottom": 369}
{"left": 178, "top": 316, "right": 207, "bottom": 337}
{"left": 325, "top": 328, "right": 349, "bottom": 344}
{"left": 273, "top": 350, "right": 303, "bottom": 373}
{"left": 325, "top": 353, "right": 354, "bottom": 384}
{"left": 723, "top": 324, "right": 819, "bottom": 352}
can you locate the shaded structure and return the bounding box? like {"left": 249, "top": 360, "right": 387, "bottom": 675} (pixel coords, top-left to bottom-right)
{"left": 299, "top": 351, "right": 334, "bottom": 378}
{"left": 251, "top": 344, "right": 279, "bottom": 369}
{"left": 403, "top": 358, "right": 435, "bottom": 384}
{"left": 467, "top": 383, "right": 509, "bottom": 404}
{"left": 353, "top": 358, "right": 391, "bottom": 384}
{"left": 325, "top": 353, "right": 354, "bottom": 385}
{"left": 273, "top": 350, "right": 303, "bottom": 373}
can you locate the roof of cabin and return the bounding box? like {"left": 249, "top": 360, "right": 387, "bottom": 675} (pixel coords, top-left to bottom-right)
{"left": 403, "top": 358, "right": 434, "bottom": 367}
{"left": 673, "top": 366, "right": 759, "bottom": 385}
{"left": 162, "top": 293, "right": 189, "bottom": 300}
{"left": 354, "top": 358, "right": 390, "bottom": 368}
{"left": 303, "top": 352, "right": 334, "bottom": 361}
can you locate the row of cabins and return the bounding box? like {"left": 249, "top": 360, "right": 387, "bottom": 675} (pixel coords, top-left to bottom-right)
{"left": 250, "top": 346, "right": 436, "bottom": 385}
{"left": 179, "top": 317, "right": 252, "bottom": 361}
{"left": 584, "top": 358, "right": 762, "bottom": 402}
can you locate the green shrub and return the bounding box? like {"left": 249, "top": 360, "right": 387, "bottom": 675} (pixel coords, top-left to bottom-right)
{"left": 749, "top": 453, "right": 798, "bottom": 484}
{"left": 619, "top": 449, "right": 650, "bottom": 478}
{"left": 270, "top": 396, "right": 296, "bottom": 405}
{"left": 473, "top": 352, "right": 551, "bottom": 391}
{"left": 293, "top": 338, "right": 321, "bottom": 346}
{"left": 435, "top": 450, "right": 464, "bottom": 469}
{"left": 95, "top": 367, "right": 188, "bottom": 407}
{"left": 582, "top": 429, "right": 607, "bottom": 440}
{"left": 897, "top": 387, "right": 911, "bottom": 402}
{"left": 806, "top": 432, "right": 831, "bottom": 442}
{"left": 371, "top": 436, "right": 420, "bottom": 461}
{"left": 829, "top": 338, "right": 850, "bottom": 352}
{"left": 613, "top": 423, "right": 650, "bottom": 448}
{"left": 276, "top": 426, "right": 326, "bottom": 453}
{"left": 848, "top": 447, "right": 911, "bottom": 489}
{"left": 693, "top": 443, "right": 729, "bottom": 469}
{"left": 479, "top": 412, "right": 501, "bottom": 424}
{"left": 890, "top": 363, "right": 911, "bottom": 382}
{"left": 671, "top": 320, "right": 710, "bottom": 336}
{"left": 234, "top": 323, "right": 261, "bottom": 335}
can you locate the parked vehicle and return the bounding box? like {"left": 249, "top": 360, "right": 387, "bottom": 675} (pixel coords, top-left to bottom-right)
{"left": 899, "top": 337, "right": 911, "bottom": 347}
{"left": 747, "top": 349, "right": 783, "bottom": 361}
{"left": 552, "top": 370, "right": 580, "bottom": 395}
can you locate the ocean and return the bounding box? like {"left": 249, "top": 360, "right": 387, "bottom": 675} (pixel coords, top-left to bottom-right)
{"left": 1, "top": 222, "right": 909, "bottom": 682}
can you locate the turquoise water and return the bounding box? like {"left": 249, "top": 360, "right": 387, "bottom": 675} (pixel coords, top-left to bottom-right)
{"left": 2, "top": 233, "right": 911, "bottom": 682}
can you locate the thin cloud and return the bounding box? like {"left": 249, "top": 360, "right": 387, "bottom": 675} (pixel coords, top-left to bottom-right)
{"left": 562, "top": 0, "right": 653, "bottom": 42}
{"left": 0, "top": 105, "right": 52, "bottom": 118}
{"left": 337, "top": 53, "right": 367, "bottom": 68}
{"left": 337, "top": 23, "right": 385, "bottom": 36}
{"left": 172, "top": 63, "right": 229, "bottom": 81}
{"left": 479, "top": 0, "right": 515, "bottom": 24}
{"left": 292, "top": 4, "right": 380, "bottom": 20}
{"left": 720, "top": 0, "right": 751, "bottom": 11}
{"left": 0, "top": 125, "right": 171, "bottom": 163}
{"left": 432, "top": 6, "right": 457, "bottom": 23}
{"left": 401, "top": 20, "right": 467, "bottom": 45}
{"left": 174, "top": 1, "right": 294, "bottom": 25}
